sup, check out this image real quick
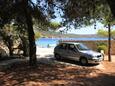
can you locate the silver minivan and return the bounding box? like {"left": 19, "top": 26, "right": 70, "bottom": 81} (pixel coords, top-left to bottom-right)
{"left": 54, "top": 42, "right": 103, "bottom": 65}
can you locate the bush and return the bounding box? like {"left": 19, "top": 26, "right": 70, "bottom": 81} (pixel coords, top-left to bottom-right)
{"left": 97, "top": 45, "right": 108, "bottom": 53}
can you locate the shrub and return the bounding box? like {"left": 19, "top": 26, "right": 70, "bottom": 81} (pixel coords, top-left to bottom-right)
{"left": 97, "top": 45, "right": 108, "bottom": 53}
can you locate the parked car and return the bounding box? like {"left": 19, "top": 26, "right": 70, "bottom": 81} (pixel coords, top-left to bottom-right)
{"left": 54, "top": 42, "right": 103, "bottom": 65}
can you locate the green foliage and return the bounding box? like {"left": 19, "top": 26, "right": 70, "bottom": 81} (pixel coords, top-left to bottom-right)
{"left": 97, "top": 42, "right": 107, "bottom": 53}
{"left": 111, "top": 29, "right": 115, "bottom": 36}
{"left": 35, "top": 32, "right": 41, "bottom": 39}
{"left": 97, "top": 29, "right": 115, "bottom": 37}
{"left": 0, "top": 24, "right": 14, "bottom": 56}
{"left": 44, "top": 0, "right": 114, "bottom": 28}
{"left": 49, "top": 22, "right": 61, "bottom": 30}
{"left": 97, "top": 42, "right": 107, "bottom": 46}
{"left": 0, "top": 23, "right": 29, "bottom": 56}
{"left": 97, "top": 29, "right": 108, "bottom": 37}
{"left": 97, "top": 45, "right": 108, "bottom": 53}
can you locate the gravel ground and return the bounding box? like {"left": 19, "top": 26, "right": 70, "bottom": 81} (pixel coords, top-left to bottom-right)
{"left": 0, "top": 47, "right": 114, "bottom": 86}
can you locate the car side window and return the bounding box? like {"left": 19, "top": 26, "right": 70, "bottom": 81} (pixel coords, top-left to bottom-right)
{"left": 68, "top": 44, "right": 75, "bottom": 51}
{"left": 58, "top": 44, "right": 67, "bottom": 49}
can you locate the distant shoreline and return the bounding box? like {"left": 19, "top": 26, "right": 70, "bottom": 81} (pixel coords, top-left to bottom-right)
{"left": 35, "top": 37, "right": 110, "bottom": 48}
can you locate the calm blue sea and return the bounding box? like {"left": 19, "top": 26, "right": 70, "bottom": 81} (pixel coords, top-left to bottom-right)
{"left": 36, "top": 38, "right": 108, "bottom": 48}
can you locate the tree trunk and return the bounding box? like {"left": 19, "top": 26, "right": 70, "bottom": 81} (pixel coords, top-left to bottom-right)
{"left": 7, "top": 36, "right": 13, "bottom": 56}
{"left": 108, "top": 23, "right": 111, "bottom": 61}
{"left": 19, "top": 35, "right": 29, "bottom": 57}
{"left": 107, "top": 0, "right": 115, "bottom": 62}
{"left": 22, "top": 40, "right": 29, "bottom": 57}
{"left": 23, "top": 0, "right": 37, "bottom": 66}
{"left": 8, "top": 46, "right": 13, "bottom": 56}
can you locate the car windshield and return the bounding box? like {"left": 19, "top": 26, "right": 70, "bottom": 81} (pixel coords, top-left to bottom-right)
{"left": 76, "top": 44, "right": 90, "bottom": 50}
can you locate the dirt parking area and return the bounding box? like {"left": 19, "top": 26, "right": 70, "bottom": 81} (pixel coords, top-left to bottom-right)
{"left": 0, "top": 56, "right": 115, "bottom": 86}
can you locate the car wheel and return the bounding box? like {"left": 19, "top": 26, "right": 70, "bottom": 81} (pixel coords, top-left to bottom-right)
{"left": 55, "top": 54, "right": 61, "bottom": 60}
{"left": 80, "top": 57, "right": 88, "bottom": 65}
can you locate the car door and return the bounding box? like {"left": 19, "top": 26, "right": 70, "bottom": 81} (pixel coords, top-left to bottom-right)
{"left": 57, "top": 43, "right": 68, "bottom": 58}
{"left": 67, "top": 44, "right": 80, "bottom": 61}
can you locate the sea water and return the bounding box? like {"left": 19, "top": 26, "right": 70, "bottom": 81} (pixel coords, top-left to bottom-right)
{"left": 36, "top": 37, "right": 108, "bottom": 48}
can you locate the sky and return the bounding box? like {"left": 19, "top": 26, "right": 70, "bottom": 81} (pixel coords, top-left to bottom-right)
{"left": 67, "top": 23, "right": 106, "bottom": 34}
{"left": 57, "top": 26, "right": 103, "bottom": 35}
{"left": 65, "top": 23, "right": 115, "bottom": 34}
{"left": 53, "top": 18, "right": 109, "bottom": 35}
{"left": 52, "top": 16, "right": 115, "bottom": 34}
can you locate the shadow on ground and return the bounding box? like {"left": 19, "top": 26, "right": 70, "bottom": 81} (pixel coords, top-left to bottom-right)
{"left": 37, "top": 54, "right": 99, "bottom": 67}
{"left": 56, "top": 58, "right": 99, "bottom": 67}
{"left": 0, "top": 60, "right": 115, "bottom": 86}
{"left": 0, "top": 55, "right": 26, "bottom": 62}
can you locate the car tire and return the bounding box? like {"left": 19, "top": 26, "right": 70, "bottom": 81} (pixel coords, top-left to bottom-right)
{"left": 55, "top": 54, "right": 61, "bottom": 60}
{"left": 80, "top": 57, "right": 88, "bottom": 65}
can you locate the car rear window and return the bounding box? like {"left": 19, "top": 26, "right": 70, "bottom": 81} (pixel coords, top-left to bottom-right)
{"left": 58, "top": 43, "right": 67, "bottom": 49}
